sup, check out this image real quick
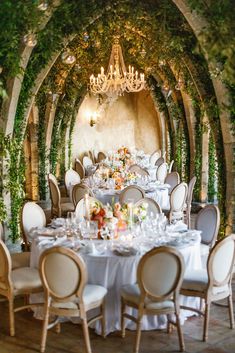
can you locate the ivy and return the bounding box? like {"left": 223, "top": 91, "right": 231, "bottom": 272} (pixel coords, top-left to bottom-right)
{"left": 208, "top": 131, "right": 217, "bottom": 202}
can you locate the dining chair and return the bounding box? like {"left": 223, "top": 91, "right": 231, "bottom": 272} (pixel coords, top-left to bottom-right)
{"left": 75, "top": 158, "right": 86, "bottom": 180}
{"left": 21, "top": 201, "right": 46, "bottom": 251}
{"left": 97, "top": 151, "right": 107, "bottom": 163}
{"left": 155, "top": 157, "right": 164, "bottom": 168}
{"left": 128, "top": 164, "right": 149, "bottom": 177}
{"left": 75, "top": 196, "right": 102, "bottom": 220}
{"left": 88, "top": 150, "right": 95, "bottom": 163}
{"left": 185, "top": 176, "right": 197, "bottom": 228}
{"left": 134, "top": 197, "right": 162, "bottom": 217}
{"left": 119, "top": 185, "right": 145, "bottom": 205}
{"left": 156, "top": 162, "right": 168, "bottom": 184}
{"left": 48, "top": 173, "right": 74, "bottom": 218}
{"left": 0, "top": 239, "right": 43, "bottom": 336}
{"left": 165, "top": 171, "right": 180, "bottom": 194}
{"left": 149, "top": 150, "right": 161, "bottom": 167}
{"left": 72, "top": 184, "right": 94, "bottom": 207}
{"left": 180, "top": 234, "right": 235, "bottom": 342}
{"left": 169, "top": 182, "right": 188, "bottom": 223}
{"left": 39, "top": 246, "right": 107, "bottom": 353}
{"left": 168, "top": 160, "right": 174, "bottom": 173}
{"left": 64, "top": 169, "right": 81, "bottom": 196}
{"left": 121, "top": 246, "right": 185, "bottom": 353}
{"left": 195, "top": 204, "right": 220, "bottom": 268}
{"left": 83, "top": 156, "right": 93, "bottom": 169}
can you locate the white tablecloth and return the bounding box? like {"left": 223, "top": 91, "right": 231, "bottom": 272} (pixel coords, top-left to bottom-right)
{"left": 30, "top": 233, "right": 201, "bottom": 335}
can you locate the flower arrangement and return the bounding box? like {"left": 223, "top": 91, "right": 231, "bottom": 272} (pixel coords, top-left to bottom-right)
{"left": 116, "top": 146, "right": 132, "bottom": 166}
{"left": 133, "top": 202, "right": 149, "bottom": 222}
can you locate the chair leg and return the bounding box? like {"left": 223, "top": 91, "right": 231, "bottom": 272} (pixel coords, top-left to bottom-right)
{"left": 82, "top": 317, "right": 92, "bottom": 353}
{"left": 121, "top": 298, "right": 126, "bottom": 338}
{"left": 100, "top": 301, "right": 106, "bottom": 338}
{"left": 175, "top": 312, "right": 185, "bottom": 352}
{"left": 167, "top": 314, "right": 173, "bottom": 333}
{"left": 9, "top": 297, "right": 15, "bottom": 337}
{"left": 134, "top": 314, "right": 142, "bottom": 353}
{"left": 203, "top": 302, "right": 210, "bottom": 342}
{"left": 40, "top": 306, "right": 50, "bottom": 353}
{"left": 228, "top": 295, "right": 234, "bottom": 329}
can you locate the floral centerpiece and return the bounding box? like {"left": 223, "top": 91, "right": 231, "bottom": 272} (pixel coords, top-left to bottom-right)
{"left": 116, "top": 146, "right": 132, "bottom": 167}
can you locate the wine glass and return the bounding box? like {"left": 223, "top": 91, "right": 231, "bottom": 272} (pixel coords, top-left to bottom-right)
{"left": 100, "top": 226, "right": 109, "bottom": 251}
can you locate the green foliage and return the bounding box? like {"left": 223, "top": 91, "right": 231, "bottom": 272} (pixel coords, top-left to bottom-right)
{"left": 208, "top": 131, "right": 217, "bottom": 202}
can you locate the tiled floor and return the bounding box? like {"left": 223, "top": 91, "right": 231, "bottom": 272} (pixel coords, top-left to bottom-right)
{"left": 0, "top": 290, "right": 234, "bottom": 353}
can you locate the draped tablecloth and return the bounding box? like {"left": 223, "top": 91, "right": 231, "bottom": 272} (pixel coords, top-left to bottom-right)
{"left": 30, "top": 232, "right": 201, "bottom": 335}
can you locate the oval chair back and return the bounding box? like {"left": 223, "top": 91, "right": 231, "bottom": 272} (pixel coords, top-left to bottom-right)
{"left": 75, "top": 196, "right": 102, "bottom": 221}
{"left": 21, "top": 201, "right": 46, "bottom": 250}
{"left": 156, "top": 162, "right": 168, "bottom": 184}
{"left": 155, "top": 157, "right": 164, "bottom": 168}
{"left": 119, "top": 185, "right": 145, "bottom": 205}
{"left": 169, "top": 182, "right": 188, "bottom": 222}
{"left": 74, "top": 158, "right": 85, "bottom": 180}
{"left": 134, "top": 198, "right": 161, "bottom": 217}
{"left": 165, "top": 171, "right": 180, "bottom": 194}
{"left": 97, "top": 151, "right": 107, "bottom": 163}
{"left": 185, "top": 176, "right": 197, "bottom": 228}
{"left": 64, "top": 169, "right": 81, "bottom": 196}
{"left": 48, "top": 174, "right": 61, "bottom": 218}
{"left": 168, "top": 160, "right": 174, "bottom": 173}
{"left": 72, "top": 184, "right": 94, "bottom": 207}
{"left": 129, "top": 164, "right": 149, "bottom": 177}
{"left": 196, "top": 205, "right": 220, "bottom": 247}
{"left": 149, "top": 150, "right": 161, "bottom": 167}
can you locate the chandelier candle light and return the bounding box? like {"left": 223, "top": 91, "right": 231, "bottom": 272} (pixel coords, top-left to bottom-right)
{"left": 90, "top": 36, "right": 146, "bottom": 96}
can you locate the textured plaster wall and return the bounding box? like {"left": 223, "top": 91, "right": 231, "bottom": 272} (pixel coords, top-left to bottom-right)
{"left": 71, "top": 90, "right": 160, "bottom": 160}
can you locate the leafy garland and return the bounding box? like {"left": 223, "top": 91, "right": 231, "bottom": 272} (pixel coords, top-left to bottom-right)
{"left": 208, "top": 130, "right": 217, "bottom": 202}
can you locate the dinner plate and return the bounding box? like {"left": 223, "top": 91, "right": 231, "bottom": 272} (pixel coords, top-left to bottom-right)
{"left": 113, "top": 247, "right": 138, "bottom": 257}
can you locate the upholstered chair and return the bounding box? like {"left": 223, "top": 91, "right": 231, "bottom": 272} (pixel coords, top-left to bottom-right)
{"left": 134, "top": 197, "right": 161, "bottom": 217}
{"left": 72, "top": 184, "right": 94, "bottom": 207}
{"left": 83, "top": 156, "right": 93, "bottom": 171}
{"left": 97, "top": 151, "right": 107, "bottom": 163}
{"left": 75, "top": 158, "right": 86, "bottom": 180}
{"left": 155, "top": 157, "right": 164, "bottom": 168}
{"left": 165, "top": 171, "right": 180, "bottom": 194}
{"left": 48, "top": 173, "right": 74, "bottom": 218}
{"left": 169, "top": 182, "right": 188, "bottom": 223}
{"left": 121, "top": 246, "right": 185, "bottom": 353}
{"left": 128, "top": 164, "right": 149, "bottom": 177}
{"left": 180, "top": 234, "right": 235, "bottom": 342}
{"left": 0, "top": 239, "right": 43, "bottom": 336}
{"left": 195, "top": 204, "right": 220, "bottom": 267}
{"left": 149, "top": 150, "right": 161, "bottom": 167}
{"left": 119, "top": 185, "right": 145, "bottom": 205}
{"left": 39, "top": 246, "right": 107, "bottom": 353}
{"left": 185, "top": 176, "right": 197, "bottom": 228}
{"left": 75, "top": 196, "right": 102, "bottom": 220}
{"left": 64, "top": 169, "right": 81, "bottom": 196}
{"left": 156, "top": 162, "right": 168, "bottom": 184}
{"left": 20, "top": 201, "right": 46, "bottom": 250}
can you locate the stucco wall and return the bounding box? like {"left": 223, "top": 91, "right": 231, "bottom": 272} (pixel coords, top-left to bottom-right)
{"left": 71, "top": 90, "right": 161, "bottom": 159}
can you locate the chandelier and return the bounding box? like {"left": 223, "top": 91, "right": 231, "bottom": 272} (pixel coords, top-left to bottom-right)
{"left": 89, "top": 36, "right": 146, "bottom": 96}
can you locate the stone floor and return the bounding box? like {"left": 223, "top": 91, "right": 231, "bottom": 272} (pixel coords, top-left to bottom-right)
{"left": 0, "top": 290, "right": 235, "bottom": 353}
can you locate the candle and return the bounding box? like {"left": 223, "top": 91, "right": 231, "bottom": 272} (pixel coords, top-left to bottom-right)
{"left": 84, "top": 194, "right": 90, "bottom": 220}
{"left": 128, "top": 202, "right": 133, "bottom": 230}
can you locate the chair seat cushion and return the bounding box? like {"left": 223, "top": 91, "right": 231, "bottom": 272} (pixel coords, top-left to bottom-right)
{"left": 181, "top": 269, "right": 208, "bottom": 292}
{"left": 11, "top": 252, "right": 30, "bottom": 270}
{"left": 61, "top": 202, "right": 74, "bottom": 213}
{"left": 121, "top": 284, "right": 174, "bottom": 310}
{"left": 11, "top": 267, "right": 42, "bottom": 291}
{"left": 51, "top": 284, "right": 107, "bottom": 310}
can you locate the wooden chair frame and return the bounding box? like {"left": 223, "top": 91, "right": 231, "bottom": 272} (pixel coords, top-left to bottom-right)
{"left": 119, "top": 185, "right": 145, "bottom": 205}
{"left": 75, "top": 158, "right": 86, "bottom": 180}
{"left": 195, "top": 204, "right": 220, "bottom": 247}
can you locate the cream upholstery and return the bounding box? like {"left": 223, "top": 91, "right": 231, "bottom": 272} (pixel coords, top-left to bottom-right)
{"left": 196, "top": 205, "right": 220, "bottom": 247}
{"left": 134, "top": 198, "right": 161, "bottom": 216}
{"left": 72, "top": 184, "right": 94, "bottom": 206}
{"left": 156, "top": 162, "right": 168, "bottom": 183}
{"left": 180, "top": 234, "right": 235, "bottom": 342}
{"left": 149, "top": 150, "right": 161, "bottom": 167}
{"left": 11, "top": 252, "right": 30, "bottom": 270}
{"left": 21, "top": 201, "right": 46, "bottom": 250}
{"left": 64, "top": 169, "right": 81, "bottom": 195}
{"left": 165, "top": 172, "right": 180, "bottom": 194}
{"left": 169, "top": 182, "right": 188, "bottom": 222}
{"left": 155, "top": 157, "right": 164, "bottom": 168}
{"left": 39, "top": 246, "right": 107, "bottom": 353}
{"left": 83, "top": 156, "right": 93, "bottom": 169}
{"left": 0, "top": 240, "right": 43, "bottom": 336}
{"left": 75, "top": 158, "right": 85, "bottom": 179}
{"left": 121, "top": 246, "right": 185, "bottom": 353}
{"left": 119, "top": 185, "right": 145, "bottom": 205}
{"left": 185, "top": 176, "right": 197, "bottom": 228}
{"left": 128, "top": 164, "right": 149, "bottom": 177}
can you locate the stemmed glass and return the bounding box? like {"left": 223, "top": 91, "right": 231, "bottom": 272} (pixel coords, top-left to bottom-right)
{"left": 100, "top": 226, "right": 109, "bottom": 251}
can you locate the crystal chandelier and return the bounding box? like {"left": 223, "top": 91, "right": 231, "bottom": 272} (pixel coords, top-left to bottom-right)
{"left": 90, "top": 36, "right": 146, "bottom": 96}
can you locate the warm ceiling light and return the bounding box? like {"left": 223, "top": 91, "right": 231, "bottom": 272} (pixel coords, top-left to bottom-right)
{"left": 90, "top": 36, "right": 146, "bottom": 96}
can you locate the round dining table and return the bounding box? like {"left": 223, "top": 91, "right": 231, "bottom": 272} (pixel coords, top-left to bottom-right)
{"left": 30, "top": 229, "right": 201, "bottom": 335}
